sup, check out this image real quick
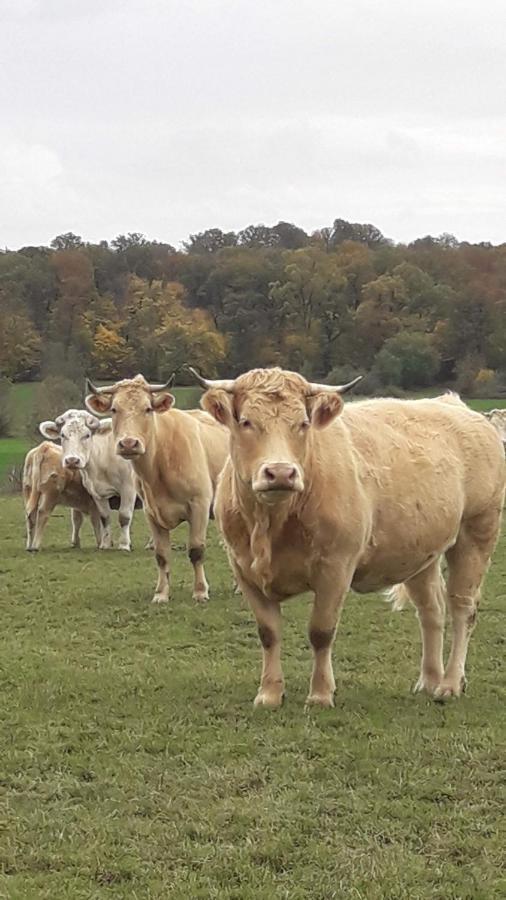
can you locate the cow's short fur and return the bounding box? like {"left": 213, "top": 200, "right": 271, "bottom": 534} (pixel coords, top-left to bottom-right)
{"left": 23, "top": 441, "right": 102, "bottom": 551}
{"left": 40, "top": 410, "right": 137, "bottom": 550}
{"left": 200, "top": 368, "right": 505, "bottom": 708}
{"left": 483, "top": 408, "right": 506, "bottom": 447}
{"left": 85, "top": 375, "right": 229, "bottom": 603}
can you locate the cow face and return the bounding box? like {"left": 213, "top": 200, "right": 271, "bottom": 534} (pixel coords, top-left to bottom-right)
{"left": 85, "top": 375, "right": 174, "bottom": 459}
{"left": 40, "top": 411, "right": 112, "bottom": 469}
{"left": 484, "top": 409, "right": 506, "bottom": 445}
{"left": 199, "top": 368, "right": 351, "bottom": 503}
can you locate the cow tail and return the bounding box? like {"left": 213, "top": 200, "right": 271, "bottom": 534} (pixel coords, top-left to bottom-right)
{"left": 23, "top": 450, "right": 40, "bottom": 516}
{"left": 384, "top": 583, "right": 411, "bottom": 611}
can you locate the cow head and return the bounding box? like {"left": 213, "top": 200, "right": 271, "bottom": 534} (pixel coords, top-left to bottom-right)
{"left": 188, "top": 366, "right": 361, "bottom": 503}
{"left": 39, "top": 410, "right": 112, "bottom": 469}
{"left": 484, "top": 409, "right": 506, "bottom": 446}
{"left": 85, "top": 374, "right": 175, "bottom": 459}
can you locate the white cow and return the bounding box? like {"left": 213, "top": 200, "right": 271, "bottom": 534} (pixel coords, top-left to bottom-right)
{"left": 40, "top": 409, "right": 137, "bottom": 550}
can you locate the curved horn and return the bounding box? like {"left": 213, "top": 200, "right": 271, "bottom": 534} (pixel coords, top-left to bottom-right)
{"left": 186, "top": 366, "right": 236, "bottom": 392}
{"left": 85, "top": 377, "right": 114, "bottom": 396}
{"left": 146, "top": 373, "right": 175, "bottom": 392}
{"left": 307, "top": 375, "right": 363, "bottom": 396}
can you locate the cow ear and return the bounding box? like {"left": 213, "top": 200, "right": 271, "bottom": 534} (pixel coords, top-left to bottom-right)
{"left": 201, "top": 389, "right": 234, "bottom": 427}
{"left": 152, "top": 392, "right": 175, "bottom": 413}
{"left": 307, "top": 393, "right": 344, "bottom": 429}
{"left": 85, "top": 392, "right": 113, "bottom": 415}
{"left": 39, "top": 420, "right": 60, "bottom": 440}
{"left": 95, "top": 418, "right": 113, "bottom": 434}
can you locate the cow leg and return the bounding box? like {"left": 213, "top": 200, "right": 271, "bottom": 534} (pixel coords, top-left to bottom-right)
{"left": 188, "top": 500, "right": 211, "bottom": 603}
{"left": 96, "top": 500, "right": 113, "bottom": 549}
{"left": 30, "top": 497, "right": 55, "bottom": 551}
{"left": 437, "top": 510, "right": 501, "bottom": 699}
{"left": 403, "top": 561, "right": 446, "bottom": 695}
{"left": 25, "top": 502, "right": 38, "bottom": 551}
{"left": 89, "top": 506, "right": 103, "bottom": 548}
{"left": 307, "top": 570, "right": 351, "bottom": 707}
{"left": 236, "top": 572, "right": 284, "bottom": 708}
{"left": 71, "top": 509, "right": 83, "bottom": 548}
{"left": 117, "top": 488, "right": 135, "bottom": 551}
{"left": 147, "top": 516, "right": 172, "bottom": 603}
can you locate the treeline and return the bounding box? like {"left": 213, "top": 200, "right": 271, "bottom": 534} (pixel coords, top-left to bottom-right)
{"left": 1, "top": 219, "right": 506, "bottom": 395}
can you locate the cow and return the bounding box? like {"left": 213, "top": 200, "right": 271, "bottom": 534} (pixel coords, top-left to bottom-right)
{"left": 188, "top": 366, "right": 505, "bottom": 708}
{"left": 39, "top": 409, "right": 137, "bottom": 551}
{"left": 483, "top": 408, "right": 506, "bottom": 446}
{"left": 84, "top": 374, "right": 229, "bottom": 603}
{"left": 23, "top": 441, "right": 102, "bottom": 551}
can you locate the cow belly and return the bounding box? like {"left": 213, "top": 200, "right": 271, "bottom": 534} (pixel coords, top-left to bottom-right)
{"left": 351, "top": 504, "right": 461, "bottom": 593}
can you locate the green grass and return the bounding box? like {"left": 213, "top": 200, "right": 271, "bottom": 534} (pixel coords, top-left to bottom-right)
{"left": 0, "top": 496, "right": 505, "bottom": 898}
{"left": 0, "top": 438, "right": 30, "bottom": 484}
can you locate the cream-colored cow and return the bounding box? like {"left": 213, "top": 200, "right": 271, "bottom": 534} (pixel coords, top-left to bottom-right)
{"left": 23, "top": 441, "right": 102, "bottom": 551}
{"left": 190, "top": 367, "right": 504, "bottom": 708}
{"left": 85, "top": 375, "right": 229, "bottom": 603}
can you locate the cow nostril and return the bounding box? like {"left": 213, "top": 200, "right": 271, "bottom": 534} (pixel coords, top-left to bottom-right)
{"left": 287, "top": 467, "right": 296, "bottom": 481}
{"left": 265, "top": 467, "right": 276, "bottom": 481}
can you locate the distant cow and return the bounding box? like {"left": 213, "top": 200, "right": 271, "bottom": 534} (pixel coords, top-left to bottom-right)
{"left": 40, "top": 410, "right": 137, "bottom": 550}
{"left": 23, "top": 441, "right": 102, "bottom": 551}
{"left": 85, "top": 375, "right": 229, "bottom": 603}
{"left": 483, "top": 409, "right": 506, "bottom": 446}
{"left": 189, "top": 367, "right": 504, "bottom": 708}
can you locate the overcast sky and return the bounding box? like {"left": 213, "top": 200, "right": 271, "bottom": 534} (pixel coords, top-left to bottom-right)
{"left": 1, "top": 0, "right": 506, "bottom": 249}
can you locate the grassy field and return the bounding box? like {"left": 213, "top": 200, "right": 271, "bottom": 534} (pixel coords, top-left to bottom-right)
{"left": 0, "top": 495, "right": 505, "bottom": 898}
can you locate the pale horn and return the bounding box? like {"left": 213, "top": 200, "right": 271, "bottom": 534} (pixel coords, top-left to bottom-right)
{"left": 186, "top": 366, "right": 236, "bottom": 392}
{"left": 306, "top": 375, "right": 363, "bottom": 396}
{"left": 146, "top": 373, "right": 175, "bottom": 392}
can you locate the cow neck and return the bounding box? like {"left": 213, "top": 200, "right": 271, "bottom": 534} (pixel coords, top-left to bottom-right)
{"left": 129, "top": 411, "right": 175, "bottom": 482}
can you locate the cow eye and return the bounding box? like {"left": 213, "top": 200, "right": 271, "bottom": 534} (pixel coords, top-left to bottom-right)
{"left": 146, "top": 407, "right": 153, "bottom": 414}
{"left": 240, "top": 419, "right": 252, "bottom": 429}
{"left": 111, "top": 407, "right": 117, "bottom": 414}
{"left": 300, "top": 420, "right": 310, "bottom": 431}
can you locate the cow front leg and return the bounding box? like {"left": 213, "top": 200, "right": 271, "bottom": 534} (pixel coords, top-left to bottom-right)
{"left": 96, "top": 500, "right": 112, "bottom": 549}
{"left": 117, "top": 489, "right": 135, "bottom": 551}
{"left": 236, "top": 571, "right": 284, "bottom": 708}
{"left": 307, "top": 569, "right": 350, "bottom": 707}
{"left": 188, "top": 500, "right": 211, "bottom": 603}
{"left": 147, "top": 516, "right": 172, "bottom": 603}
{"left": 71, "top": 509, "right": 83, "bottom": 548}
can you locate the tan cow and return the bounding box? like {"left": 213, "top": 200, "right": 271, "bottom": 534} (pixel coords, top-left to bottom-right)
{"left": 23, "top": 441, "right": 102, "bottom": 551}
{"left": 85, "top": 374, "right": 229, "bottom": 603}
{"left": 189, "top": 367, "right": 504, "bottom": 708}
{"left": 483, "top": 408, "right": 506, "bottom": 446}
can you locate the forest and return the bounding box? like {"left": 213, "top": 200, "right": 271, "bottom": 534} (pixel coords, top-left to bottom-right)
{"left": 1, "top": 218, "right": 506, "bottom": 397}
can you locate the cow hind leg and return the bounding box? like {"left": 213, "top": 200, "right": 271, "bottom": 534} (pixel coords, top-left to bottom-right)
{"left": 436, "top": 509, "right": 501, "bottom": 699}
{"left": 403, "top": 561, "right": 446, "bottom": 696}
{"left": 25, "top": 502, "right": 38, "bottom": 551}
{"left": 71, "top": 509, "right": 83, "bottom": 548}
{"left": 30, "top": 498, "right": 54, "bottom": 551}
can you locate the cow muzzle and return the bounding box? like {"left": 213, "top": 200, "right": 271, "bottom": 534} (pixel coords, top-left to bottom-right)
{"left": 63, "top": 455, "right": 82, "bottom": 469}
{"left": 117, "top": 437, "right": 144, "bottom": 458}
{"left": 253, "top": 462, "right": 304, "bottom": 496}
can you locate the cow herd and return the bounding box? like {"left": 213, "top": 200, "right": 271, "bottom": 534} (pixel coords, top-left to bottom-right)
{"left": 22, "top": 368, "right": 505, "bottom": 707}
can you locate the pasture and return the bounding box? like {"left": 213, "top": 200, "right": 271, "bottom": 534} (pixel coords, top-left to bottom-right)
{"left": 0, "top": 495, "right": 505, "bottom": 898}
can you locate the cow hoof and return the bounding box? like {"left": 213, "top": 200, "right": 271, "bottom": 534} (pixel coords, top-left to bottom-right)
{"left": 27, "top": 547, "right": 39, "bottom": 553}
{"left": 151, "top": 593, "right": 170, "bottom": 604}
{"left": 118, "top": 544, "right": 131, "bottom": 552}
{"left": 305, "top": 692, "right": 335, "bottom": 709}
{"left": 433, "top": 676, "right": 466, "bottom": 701}
{"left": 193, "top": 592, "right": 209, "bottom": 604}
{"left": 413, "top": 672, "right": 444, "bottom": 695}
{"left": 254, "top": 689, "right": 284, "bottom": 709}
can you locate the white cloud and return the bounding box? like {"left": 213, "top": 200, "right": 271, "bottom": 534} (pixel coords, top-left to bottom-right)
{"left": 1, "top": 0, "right": 506, "bottom": 247}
